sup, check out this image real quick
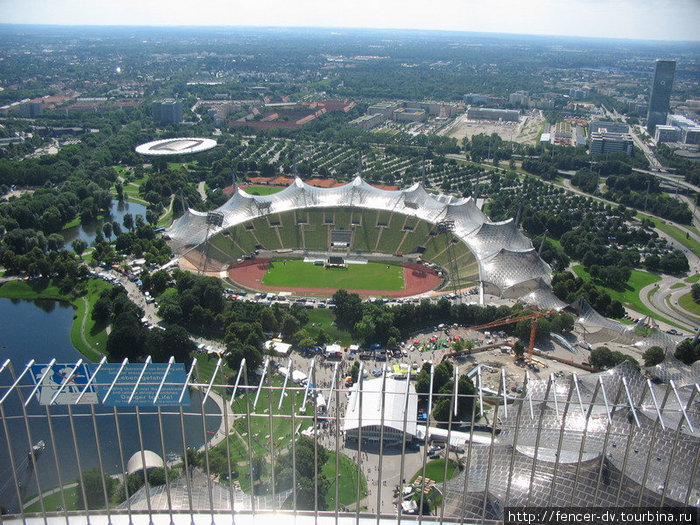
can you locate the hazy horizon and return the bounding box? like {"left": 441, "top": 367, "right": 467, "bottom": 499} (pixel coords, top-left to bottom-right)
{"left": 1, "top": 0, "right": 699, "bottom": 42}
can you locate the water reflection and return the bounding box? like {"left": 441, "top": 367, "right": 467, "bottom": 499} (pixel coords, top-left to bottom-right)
{"left": 61, "top": 199, "right": 147, "bottom": 248}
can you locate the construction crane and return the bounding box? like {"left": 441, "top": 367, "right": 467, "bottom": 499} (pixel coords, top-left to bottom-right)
{"left": 467, "top": 309, "right": 555, "bottom": 360}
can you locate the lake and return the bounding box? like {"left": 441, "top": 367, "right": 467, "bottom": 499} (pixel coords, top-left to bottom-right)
{"left": 61, "top": 199, "right": 148, "bottom": 248}
{"left": 0, "top": 297, "right": 221, "bottom": 513}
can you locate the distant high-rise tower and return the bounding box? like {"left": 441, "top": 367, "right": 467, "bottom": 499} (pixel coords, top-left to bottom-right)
{"left": 646, "top": 60, "right": 675, "bottom": 134}
{"left": 152, "top": 98, "right": 183, "bottom": 124}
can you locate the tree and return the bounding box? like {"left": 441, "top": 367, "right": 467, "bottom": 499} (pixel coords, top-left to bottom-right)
{"left": 513, "top": 340, "right": 525, "bottom": 357}
{"left": 332, "top": 289, "right": 363, "bottom": 330}
{"left": 642, "top": 346, "right": 665, "bottom": 367}
{"left": 123, "top": 213, "right": 134, "bottom": 231}
{"left": 102, "top": 222, "right": 113, "bottom": 241}
{"left": 76, "top": 468, "right": 116, "bottom": 510}
{"left": 72, "top": 238, "right": 87, "bottom": 258}
{"left": 350, "top": 360, "right": 360, "bottom": 383}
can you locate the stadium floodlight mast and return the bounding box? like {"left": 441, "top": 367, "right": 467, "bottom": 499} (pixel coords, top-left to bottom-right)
{"left": 437, "top": 220, "right": 461, "bottom": 302}
{"left": 200, "top": 211, "right": 225, "bottom": 275}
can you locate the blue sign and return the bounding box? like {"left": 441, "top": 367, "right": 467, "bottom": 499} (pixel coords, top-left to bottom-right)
{"left": 30, "top": 363, "right": 99, "bottom": 405}
{"left": 95, "top": 363, "right": 190, "bottom": 406}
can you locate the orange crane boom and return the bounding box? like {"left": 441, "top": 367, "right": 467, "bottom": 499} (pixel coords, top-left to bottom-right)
{"left": 467, "top": 309, "right": 554, "bottom": 359}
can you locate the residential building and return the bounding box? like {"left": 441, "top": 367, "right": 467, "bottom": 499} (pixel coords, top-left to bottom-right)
{"left": 152, "top": 98, "right": 183, "bottom": 124}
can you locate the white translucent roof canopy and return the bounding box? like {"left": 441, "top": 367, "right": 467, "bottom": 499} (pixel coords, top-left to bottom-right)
{"left": 135, "top": 137, "right": 217, "bottom": 156}
{"left": 167, "top": 176, "right": 553, "bottom": 299}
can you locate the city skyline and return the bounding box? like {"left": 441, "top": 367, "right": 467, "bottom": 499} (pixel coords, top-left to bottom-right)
{"left": 1, "top": 0, "right": 699, "bottom": 42}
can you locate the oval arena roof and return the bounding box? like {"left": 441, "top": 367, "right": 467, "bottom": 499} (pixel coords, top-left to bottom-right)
{"left": 166, "top": 176, "right": 559, "bottom": 304}
{"left": 135, "top": 137, "right": 217, "bottom": 156}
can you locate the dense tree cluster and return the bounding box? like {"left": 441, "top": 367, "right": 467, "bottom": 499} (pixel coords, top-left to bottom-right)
{"left": 674, "top": 339, "right": 700, "bottom": 366}
{"left": 276, "top": 437, "right": 330, "bottom": 510}
{"left": 551, "top": 272, "right": 625, "bottom": 318}
{"left": 414, "top": 361, "right": 479, "bottom": 424}
{"left": 332, "top": 290, "right": 574, "bottom": 345}
{"left": 589, "top": 346, "right": 639, "bottom": 370}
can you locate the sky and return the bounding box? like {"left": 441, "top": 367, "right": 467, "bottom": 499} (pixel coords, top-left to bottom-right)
{"left": 1, "top": 0, "right": 699, "bottom": 42}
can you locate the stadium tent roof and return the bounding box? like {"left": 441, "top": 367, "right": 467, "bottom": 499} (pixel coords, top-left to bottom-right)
{"left": 166, "top": 176, "right": 553, "bottom": 301}
{"left": 135, "top": 137, "right": 217, "bottom": 156}
{"left": 343, "top": 377, "right": 417, "bottom": 438}
{"left": 127, "top": 450, "right": 164, "bottom": 475}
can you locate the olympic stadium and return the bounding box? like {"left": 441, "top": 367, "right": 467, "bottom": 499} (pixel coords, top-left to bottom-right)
{"left": 167, "top": 176, "right": 561, "bottom": 307}
{"left": 135, "top": 137, "right": 217, "bottom": 156}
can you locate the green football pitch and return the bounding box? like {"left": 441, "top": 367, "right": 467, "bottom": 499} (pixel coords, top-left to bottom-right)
{"left": 261, "top": 259, "right": 404, "bottom": 290}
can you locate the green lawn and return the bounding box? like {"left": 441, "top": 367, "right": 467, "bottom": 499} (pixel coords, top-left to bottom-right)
{"left": 25, "top": 485, "right": 79, "bottom": 512}
{"left": 262, "top": 260, "right": 403, "bottom": 291}
{"left": 243, "top": 186, "right": 284, "bottom": 196}
{"left": 671, "top": 282, "right": 686, "bottom": 289}
{"left": 324, "top": 451, "right": 366, "bottom": 508}
{"left": 637, "top": 213, "right": 700, "bottom": 255}
{"left": 571, "top": 265, "right": 662, "bottom": 318}
{"left": 410, "top": 458, "right": 459, "bottom": 484}
{"left": 685, "top": 274, "right": 700, "bottom": 284}
{"left": 305, "top": 309, "right": 353, "bottom": 346}
{"left": 678, "top": 292, "right": 700, "bottom": 317}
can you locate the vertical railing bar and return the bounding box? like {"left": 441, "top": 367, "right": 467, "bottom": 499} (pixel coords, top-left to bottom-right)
{"left": 312, "top": 360, "right": 319, "bottom": 519}
{"left": 0, "top": 402, "right": 25, "bottom": 525}
{"left": 592, "top": 379, "right": 624, "bottom": 506}
{"left": 103, "top": 358, "right": 129, "bottom": 404}
{"left": 193, "top": 360, "right": 215, "bottom": 525}
{"left": 88, "top": 403, "right": 112, "bottom": 524}
{"left": 637, "top": 385, "right": 671, "bottom": 507}
{"left": 265, "top": 360, "right": 276, "bottom": 507}
{"left": 24, "top": 358, "right": 56, "bottom": 406}
{"left": 49, "top": 359, "right": 82, "bottom": 405}
{"left": 243, "top": 360, "right": 256, "bottom": 514}
{"left": 501, "top": 367, "right": 508, "bottom": 419}
{"left": 290, "top": 375, "right": 298, "bottom": 515}
{"left": 647, "top": 379, "right": 666, "bottom": 430}
{"left": 229, "top": 358, "right": 246, "bottom": 407}
{"left": 68, "top": 404, "right": 91, "bottom": 525}
{"left": 526, "top": 370, "right": 534, "bottom": 420}
{"left": 202, "top": 358, "right": 221, "bottom": 405}
{"left": 134, "top": 406, "right": 154, "bottom": 525}
{"left": 10, "top": 362, "right": 47, "bottom": 525}
{"left": 614, "top": 379, "right": 646, "bottom": 507}
{"left": 354, "top": 362, "right": 364, "bottom": 525}
{"left": 112, "top": 407, "right": 134, "bottom": 525}
{"left": 156, "top": 405, "right": 175, "bottom": 524}
{"left": 660, "top": 386, "right": 697, "bottom": 507}
{"left": 670, "top": 380, "right": 694, "bottom": 433}
{"left": 44, "top": 404, "right": 70, "bottom": 525}
{"left": 398, "top": 361, "right": 413, "bottom": 525}
{"left": 459, "top": 383, "right": 480, "bottom": 525}
{"left": 179, "top": 357, "right": 197, "bottom": 405}
{"left": 127, "top": 356, "right": 151, "bottom": 405}
{"left": 253, "top": 358, "right": 269, "bottom": 409}
{"left": 477, "top": 365, "right": 484, "bottom": 417}
{"left": 75, "top": 356, "right": 107, "bottom": 405}
{"left": 326, "top": 362, "right": 339, "bottom": 412}
{"left": 502, "top": 379, "right": 526, "bottom": 512}
{"left": 153, "top": 356, "right": 175, "bottom": 404}
{"left": 599, "top": 376, "right": 612, "bottom": 424}
{"left": 569, "top": 380, "right": 601, "bottom": 506}
{"left": 525, "top": 375, "right": 553, "bottom": 507}
{"left": 375, "top": 364, "right": 388, "bottom": 523}
{"left": 0, "top": 359, "right": 35, "bottom": 405}
{"left": 177, "top": 405, "right": 195, "bottom": 525}
{"left": 683, "top": 432, "right": 700, "bottom": 507}
{"left": 278, "top": 358, "right": 292, "bottom": 411}
{"left": 547, "top": 376, "right": 575, "bottom": 507}
{"left": 418, "top": 362, "right": 435, "bottom": 524}
{"left": 622, "top": 377, "right": 640, "bottom": 428}
{"left": 216, "top": 356, "right": 234, "bottom": 517}
{"left": 479, "top": 366, "right": 500, "bottom": 525}
{"left": 573, "top": 373, "right": 585, "bottom": 416}
{"left": 550, "top": 374, "right": 559, "bottom": 420}
{"left": 333, "top": 364, "right": 340, "bottom": 525}
{"left": 301, "top": 358, "right": 314, "bottom": 411}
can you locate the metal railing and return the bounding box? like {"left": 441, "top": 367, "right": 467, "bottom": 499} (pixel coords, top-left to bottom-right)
{"left": 0, "top": 356, "right": 698, "bottom": 524}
